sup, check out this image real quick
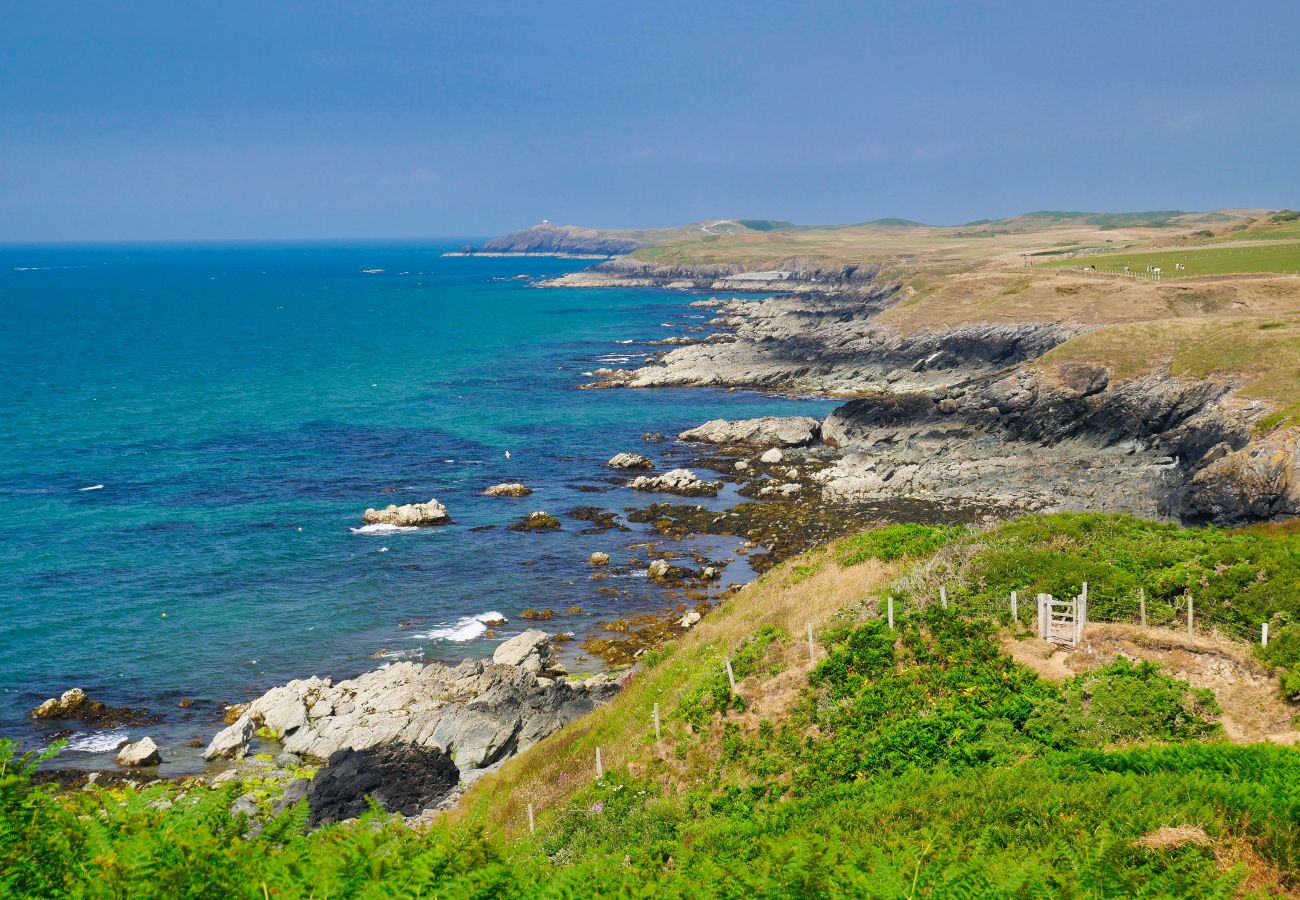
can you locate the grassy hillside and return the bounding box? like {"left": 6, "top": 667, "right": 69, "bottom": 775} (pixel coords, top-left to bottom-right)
{"left": 8, "top": 514, "right": 1300, "bottom": 897}
{"left": 1043, "top": 242, "right": 1300, "bottom": 278}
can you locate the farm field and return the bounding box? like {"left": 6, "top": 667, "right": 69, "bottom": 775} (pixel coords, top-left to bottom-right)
{"left": 1043, "top": 240, "right": 1300, "bottom": 278}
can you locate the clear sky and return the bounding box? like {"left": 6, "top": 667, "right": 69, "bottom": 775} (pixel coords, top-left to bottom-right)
{"left": 3, "top": 1, "right": 1297, "bottom": 241}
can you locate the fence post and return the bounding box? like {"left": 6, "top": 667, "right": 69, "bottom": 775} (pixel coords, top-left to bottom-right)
{"left": 1078, "top": 587, "right": 1087, "bottom": 643}
{"left": 940, "top": 586, "right": 948, "bottom": 610}
{"left": 527, "top": 802, "right": 535, "bottom": 835}
{"left": 807, "top": 621, "right": 815, "bottom": 664}
{"left": 1187, "top": 594, "right": 1194, "bottom": 636}
{"left": 1011, "top": 590, "right": 1018, "bottom": 622}
{"left": 595, "top": 746, "right": 603, "bottom": 778}
{"left": 888, "top": 596, "right": 895, "bottom": 630}
{"left": 1037, "top": 593, "right": 1046, "bottom": 638}
{"left": 1262, "top": 623, "right": 1270, "bottom": 648}
{"left": 725, "top": 658, "right": 736, "bottom": 692}
{"left": 1139, "top": 587, "right": 1146, "bottom": 627}
{"left": 653, "top": 702, "right": 661, "bottom": 740}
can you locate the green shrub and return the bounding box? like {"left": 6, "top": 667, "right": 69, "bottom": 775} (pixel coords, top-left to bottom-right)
{"left": 837, "top": 522, "right": 966, "bottom": 566}
{"left": 1027, "top": 658, "right": 1221, "bottom": 748}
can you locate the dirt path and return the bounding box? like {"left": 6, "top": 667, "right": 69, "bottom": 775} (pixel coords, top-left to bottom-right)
{"left": 1002, "top": 622, "right": 1298, "bottom": 745}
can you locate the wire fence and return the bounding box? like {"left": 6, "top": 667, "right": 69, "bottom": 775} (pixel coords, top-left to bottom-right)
{"left": 879, "top": 584, "right": 1274, "bottom": 647}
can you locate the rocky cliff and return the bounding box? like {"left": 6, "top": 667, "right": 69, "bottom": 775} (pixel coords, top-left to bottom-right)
{"left": 583, "top": 275, "right": 1299, "bottom": 526}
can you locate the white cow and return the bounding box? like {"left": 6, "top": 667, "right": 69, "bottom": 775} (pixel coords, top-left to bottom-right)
{"left": 1175, "top": 263, "right": 1185, "bottom": 271}
{"left": 1152, "top": 267, "right": 1163, "bottom": 275}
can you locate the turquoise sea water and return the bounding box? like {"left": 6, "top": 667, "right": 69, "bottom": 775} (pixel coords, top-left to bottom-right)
{"left": 0, "top": 242, "right": 835, "bottom": 768}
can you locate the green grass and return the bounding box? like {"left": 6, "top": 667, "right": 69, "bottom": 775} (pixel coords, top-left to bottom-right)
{"left": 1042, "top": 241, "right": 1300, "bottom": 278}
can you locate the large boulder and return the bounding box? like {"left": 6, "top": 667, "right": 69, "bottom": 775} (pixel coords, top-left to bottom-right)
{"left": 607, "top": 452, "right": 653, "bottom": 469}
{"left": 678, "top": 416, "right": 821, "bottom": 447}
{"left": 307, "top": 743, "right": 459, "bottom": 826}
{"left": 116, "top": 736, "right": 160, "bottom": 767}
{"left": 361, "top": 499, "right": 450, "bottom": 527}
{"left": 492, "top": 629, "right": 550, "bottom": 669}
{"left": 629, "top": 468, "right": 722, "bottom": 497}
{"left": 204, "top": 714, "right": 256, "bottom": 761}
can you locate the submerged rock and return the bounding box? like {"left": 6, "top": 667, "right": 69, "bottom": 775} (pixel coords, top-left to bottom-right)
{"left": 484, "top": 482, "right": 533, "bottom": 497}
{"left": 362, "top": 499, "right": 450, "bottom": 527}
{"left": 116, "top": 736, "right": 160, "bottom": 767}
{"left": 629, "top": 468, "right": 722, "bottom": 497}
{"left": 607, "top": 452, "right": 654, "bottom": 469}
{"left": 679, "top": 416, "right": 821, "bottom": 447}
{"left": 589, "top": 551, "right": 610, "bottom": 566}
{"left": 307, "top": 743, "right": 460, "bottom": 827}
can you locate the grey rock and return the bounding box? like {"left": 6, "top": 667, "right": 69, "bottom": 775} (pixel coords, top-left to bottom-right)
{"left": 607, "top": 452, "right": 653, "bottom": 469}
{"left": 116, "top": 736, "right": 160, "bottom": 767}
{"left": 679, "top": 416, "right": 821, "bottom": 447}
{"left": 629, "top": 468, "right": 722, "bottom": 497}
{"left": 204, "top": 714, "right": 256, "bottom": 761}
{"left": 271, "top": 777, "right": 311, "bottom": 816}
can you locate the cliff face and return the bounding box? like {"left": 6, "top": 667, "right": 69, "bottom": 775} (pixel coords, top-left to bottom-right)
{"left": 480, "top": 223, "right": 642, "bottom": 255}
{"left": 580, "top": 273, "right": 1299, "bottom": 526}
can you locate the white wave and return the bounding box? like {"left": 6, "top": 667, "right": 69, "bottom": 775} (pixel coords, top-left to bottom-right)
{"left": 614, "top": 339, "right": 635, "bottom": 344}
{"left": 597, "top": 355, "right": 631, "bottom": 364}
{"left": 78, "top": 484, "right": 104, "bottom": 491}
{"left": 64, "top": 729, "right": 129, "bottom": 753}
{"left": 350, "top": 523, "right": 419, "bottom": 535}
{"left": 414, "top": 610, "right": 506, "bottom": 642}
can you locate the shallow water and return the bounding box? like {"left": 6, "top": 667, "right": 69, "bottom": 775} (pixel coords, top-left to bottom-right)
{"left": 0, "top": 241, "right": 837, "bottom": 769}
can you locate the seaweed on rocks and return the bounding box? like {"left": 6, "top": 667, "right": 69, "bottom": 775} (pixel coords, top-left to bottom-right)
{"left": 566, "top": 507, "right": 629, "bottom": 534}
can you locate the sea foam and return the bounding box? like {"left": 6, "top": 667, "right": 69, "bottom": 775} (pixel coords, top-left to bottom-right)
{"left": 64, "top": 729, "right": 129, "bottom": 753}
{"left": 350, "top": 523, "right": 419, "bottom": 535}
{"left": 415, "top": 610, "right": 505, "bottom": 642}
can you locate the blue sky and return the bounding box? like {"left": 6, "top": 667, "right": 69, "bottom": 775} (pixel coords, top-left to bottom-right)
{"left": 2, "top": 1, "right": 1297, "bottom": 241}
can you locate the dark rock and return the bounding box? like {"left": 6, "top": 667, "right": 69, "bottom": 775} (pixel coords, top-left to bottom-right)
{"left": 307, "top": 744, "right": 460, "bottom": 827}
{"left": 272, "top": 777, "right": 311, "bottom": 816}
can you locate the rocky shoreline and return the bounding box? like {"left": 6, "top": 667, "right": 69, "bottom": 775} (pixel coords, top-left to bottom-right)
{"left": 565, "top": 260, "right": 1298, "bottom": 524}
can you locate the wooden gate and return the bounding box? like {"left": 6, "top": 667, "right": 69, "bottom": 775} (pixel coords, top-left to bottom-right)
{"left": 1037, "top": 588, "right": 1088, "bottom": 647}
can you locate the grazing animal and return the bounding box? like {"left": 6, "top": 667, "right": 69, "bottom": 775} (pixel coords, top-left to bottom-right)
{"left": 1082, "top": 264, "right": 1096, "bottom": 272}
{"left": 1123, "top": 266, "right": 1132, "bottom": 274}
{"left": 1175, "top": 262, "right": 1185, "bottom": 271}
{"left": 1152, "top": 267, "right": 1163, "bottom": 275}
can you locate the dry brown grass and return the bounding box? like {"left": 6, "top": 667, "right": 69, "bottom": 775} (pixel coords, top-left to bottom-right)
{"left": 1134, "top": 824, "right": 1212, "bottom": 850}
{"left": 449, "top": 547, "right": 897, "bottom": 837}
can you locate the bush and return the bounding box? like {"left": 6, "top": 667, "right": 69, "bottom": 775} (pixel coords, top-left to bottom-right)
{"left": 837, "top": 522, "right": 966, "bottom": 566}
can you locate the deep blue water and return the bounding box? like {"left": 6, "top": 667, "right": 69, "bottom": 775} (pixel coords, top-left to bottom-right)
{"left": 0, "top": 241, "right": 836, "bottom": 768}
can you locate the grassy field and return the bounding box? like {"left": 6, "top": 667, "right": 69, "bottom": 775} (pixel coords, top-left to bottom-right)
{"left": 1043, "top": 241, "right": 1300, "bottom": 278}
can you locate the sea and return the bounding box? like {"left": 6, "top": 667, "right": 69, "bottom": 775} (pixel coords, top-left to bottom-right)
{"left": 0, "top": 241, "right": 837, "bottom": 772}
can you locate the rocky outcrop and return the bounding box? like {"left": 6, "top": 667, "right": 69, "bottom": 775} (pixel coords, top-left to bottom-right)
{"left": 629, "top": 468, "right": 722, "bottom": 497}
{"left": 607, "top": 452, "right": 653, "bottom": 469}
{"left": 31, "top": 688, "right": 160, "bottom": 728}
{"left": 362, "top": 499, "right": 450, "bottom": 527}
{"left": 115, "top": 737, "right": 160, "bottom": 767}
{"left": 509, "top": 511, "right": 561, "bottom": 531}
{"left": 586, "top": 289, "right": 1080, "bottom": 395}
{"left": 589, "top": 551, "right": 610, "bottom": 566}
{"left": 679, "top": 416, "right": 821, "bottom": 447}
{"left": 809, "top": 365, "right": 1274, "bottom": 519}
{"left": 306, "top": 744, "right": 460, "bottom": 827}
{"left": 484, "top": 483, "right": 532, "bottom": 497}
{"left": 202, "top": 640, "right": 620, "bottom": 776}
{"left": 479, "top": 223, "right": 642, "bottom": 256}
